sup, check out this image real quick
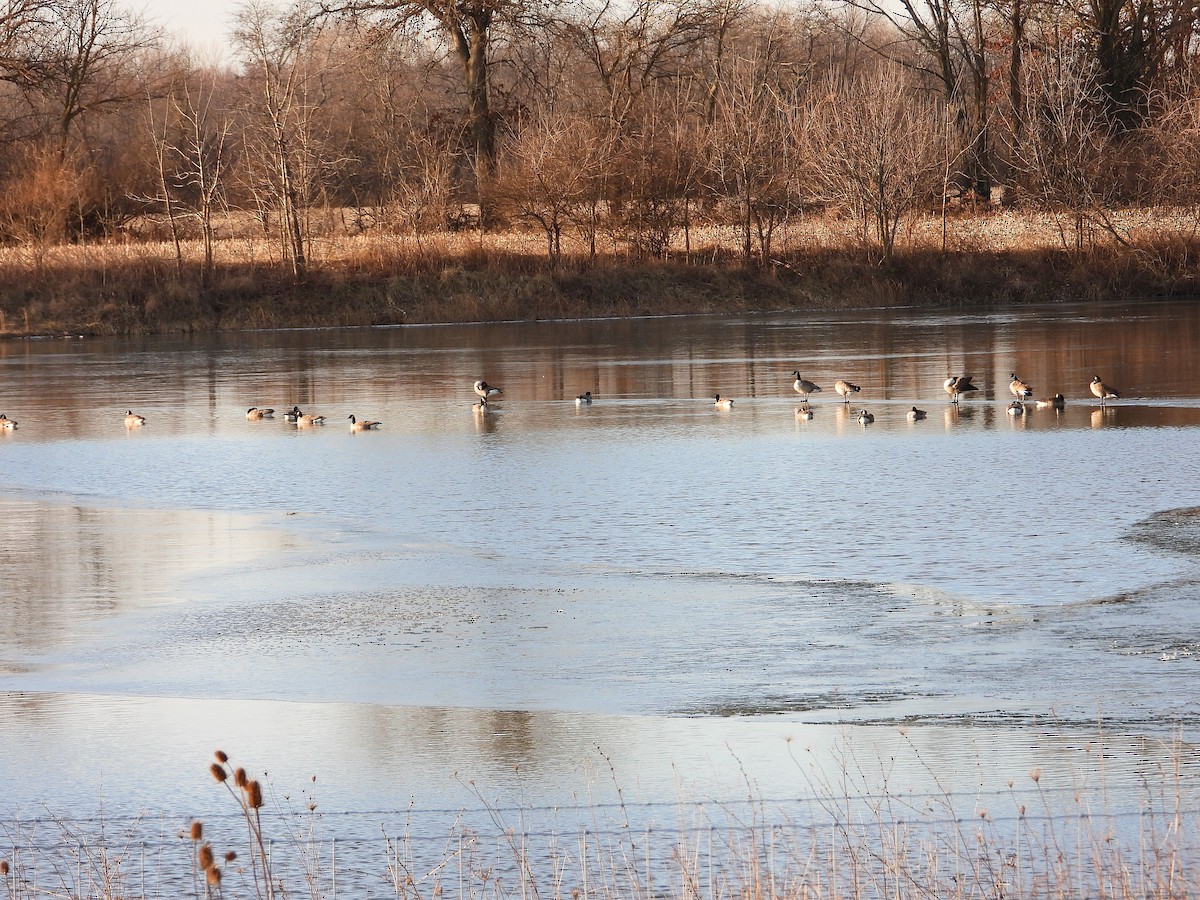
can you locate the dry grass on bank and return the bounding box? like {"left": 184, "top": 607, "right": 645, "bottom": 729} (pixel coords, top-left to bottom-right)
{"left": 0, "top": 207, "right": 1198, "bottom": 336}
{"left": 1, "top": 742, "right": 1197, "bottom": 900}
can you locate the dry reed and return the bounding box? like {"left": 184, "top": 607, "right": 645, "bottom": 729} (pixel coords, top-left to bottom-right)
{"left": 0, "top": 739, "right": 1196, "bottom": 899}
{"left": 0, "top": 207, "right": 1197, "bottom": 336}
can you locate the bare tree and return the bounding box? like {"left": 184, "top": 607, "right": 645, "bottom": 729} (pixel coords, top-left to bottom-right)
{"left": 142, "top": 93, "right": 185, "bottom": 275}
{"left": 498, "top": 107, "right": 610, "bottom": 265}
{"left": 233, "top": 0, "right": 329, "bottom": 279}
{"left": 0, "top": 0, "right": 54, "bottom": 86}
{"left": 174, "top": 74, "right": 234, "bottom": 282}
{"left": 843, "top": 0, "right": 993, "bottom": 198}
{"left": 1011, "top": 48, "right": 1119, "bottom": 250}
{"left": 312, "top": 0, "right": 540, "bottom": 223}
{"left": 33, "top": 0, "right": 162, "bottom": 158}
{"left": 708, "top": 51, "right": 800, "bottom": 266}
{"left": 799, "top": 64, "right": 947, "bottom": 263}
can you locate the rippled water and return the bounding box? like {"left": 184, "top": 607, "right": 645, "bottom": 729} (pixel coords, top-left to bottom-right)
{"left": 1, "top": 301, "right": 1199, "bottom": 877}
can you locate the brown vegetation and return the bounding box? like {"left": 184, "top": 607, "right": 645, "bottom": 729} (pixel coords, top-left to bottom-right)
{"left": 2, "top": 0, "right": 1200, "bottom": 334}
{"left": 0, "top": 210, "right": 1196, "bottom": 336}
{"left": 0, "top": 742, "right": 1196, "bottom": 898}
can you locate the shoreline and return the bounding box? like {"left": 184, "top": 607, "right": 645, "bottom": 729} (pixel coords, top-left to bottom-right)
{"left": 2, "top": 217, "right": 1199, "bottom": 337}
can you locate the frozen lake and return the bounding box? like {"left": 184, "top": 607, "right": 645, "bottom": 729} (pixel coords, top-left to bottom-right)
{"left": 1, "top": 300, "right": 1198, "bottom": 892}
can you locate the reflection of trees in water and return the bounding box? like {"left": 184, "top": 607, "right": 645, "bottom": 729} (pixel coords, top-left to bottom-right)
{"left": 349, "top": 704, "right": 578, "bottom": 785}
{"left": 0, "top": 501, "right": 285, "bottom": 655}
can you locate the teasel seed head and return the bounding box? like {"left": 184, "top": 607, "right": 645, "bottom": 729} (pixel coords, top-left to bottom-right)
{"left": 206, "top": 866, "right": 222, "bottom": 886}
{"left": 210, "top": 763, "right": 227, "bottom": 783}
{"left": 234, "top": 768, "right": 249, "bottom": 789}
{"left": 224, "top": 851, "right": 237, "bottom": 863}
{"left": 214, "top": 750, "right": 228, "bottom": 764}
{"left": 189, "top": 821, "right": 203, "bottom": 841}
{"left": 248, "top": 780, "right": 264, "bottom": 809}
{"left": 1, "top": 860, "right": 9, "bottom": 875}
{"left": 198, "top": 844, "right": 214, "bottom": 870}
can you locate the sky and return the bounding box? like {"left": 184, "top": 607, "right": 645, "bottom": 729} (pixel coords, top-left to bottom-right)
{"left": 136, "top": 0, "right": 246, "bottom": 59}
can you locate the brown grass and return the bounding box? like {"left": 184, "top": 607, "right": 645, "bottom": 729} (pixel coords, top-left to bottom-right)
{"left": 0, "top": 739, "right": 1196, "bottom": 899}
{"left": 0, "top": 207, "right": 1198, "bottom": 336}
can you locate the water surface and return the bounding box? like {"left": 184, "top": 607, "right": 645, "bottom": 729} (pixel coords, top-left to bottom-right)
{"left": 1, "top": 301, "right": 1199, "bottom": 855}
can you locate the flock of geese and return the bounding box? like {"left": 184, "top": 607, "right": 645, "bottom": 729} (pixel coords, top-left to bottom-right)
{"left": 473, "top": 372, "right": 1124, "bottom": 425}
{"left": 0, "top": 374, "right": 1123, "bottom": 434}
{"left": 782, "top": 371, "right": 1119, "bottom": 424}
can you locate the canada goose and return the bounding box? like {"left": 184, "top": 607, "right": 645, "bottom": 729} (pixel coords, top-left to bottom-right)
{"left": 1036, "top": 393, "right": 1066, "bottom": 410}
{"left": 1090, "top": 375, "right": 1120, "bottom": 405}
{"left": 1009, "top": 373, "right": 1033, "bottom": 400}
{"left": 283, "top": 406, "right": 303, "bottom": 422}
{"left": 0, "top": 414, "right": 16, "bottom": 431}
{"left": 1007, "top": 400, "right": 1025, "bottom": 416}
{"left": 857, "top": 408, "right": 874, "bottom": 424}
{"left": 791, "top": 372, "right": 822, "bottom": 401}
{"left": 906, "top": 406, "right": 927, "bottom": 421}
{"left": 575, "top": 392, "right": 592, "bottom": 406}
{"left": 246, "top": 407, "right": 275, "bottom": 419}
{"left": 348, "top": 415, "right": 381, "bottom": 431}
{"left": 943, "top": 374, "right": 980, "bottom": 403}
{"left": 714, "top": 394, "right": 734, "bottom": 409}
{"left": 795, "top": 405, "right": 813, "bottom": 420}
{"left": 834, "top": 380, "right": 861, "bottom": 403}
{"left": 296, "top": 413, "right": 325, "bottom": 426}
{"left": 124, "top": 410, "right": 145, "bottom": 427}
{"left": 474, "top": 380, "right": 503, "bottom": 400}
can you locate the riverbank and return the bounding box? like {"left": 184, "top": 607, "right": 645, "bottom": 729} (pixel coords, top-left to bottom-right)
{"left": 1, "top": 209, "right": 1198, "bottom": 336}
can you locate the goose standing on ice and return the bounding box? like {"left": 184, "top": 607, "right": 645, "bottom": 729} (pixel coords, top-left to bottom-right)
{"left": 833, "top": 380, "right": 861, "bottom": 403}
{"left": 1036, "top": 394, "right": 1065, "bottom": 410}
{"left": 1009, "top": 373, "right": 1033, "bottom": 400}
{"left": 791, "top": 372, "right": 822, "bottom": 401}
{"left": 474, "top": 380, "right": 503, "bottom": 401}
{"left": 943, "top": 374, "right": 979, "bottom": 403}
{"left": 1090, "top": 375, "right": 1120, "bottom": 405}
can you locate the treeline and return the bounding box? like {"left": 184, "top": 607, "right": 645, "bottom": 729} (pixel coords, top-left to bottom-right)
{"left": 2, "top": 0, "right": 1200, "bottom": 282}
